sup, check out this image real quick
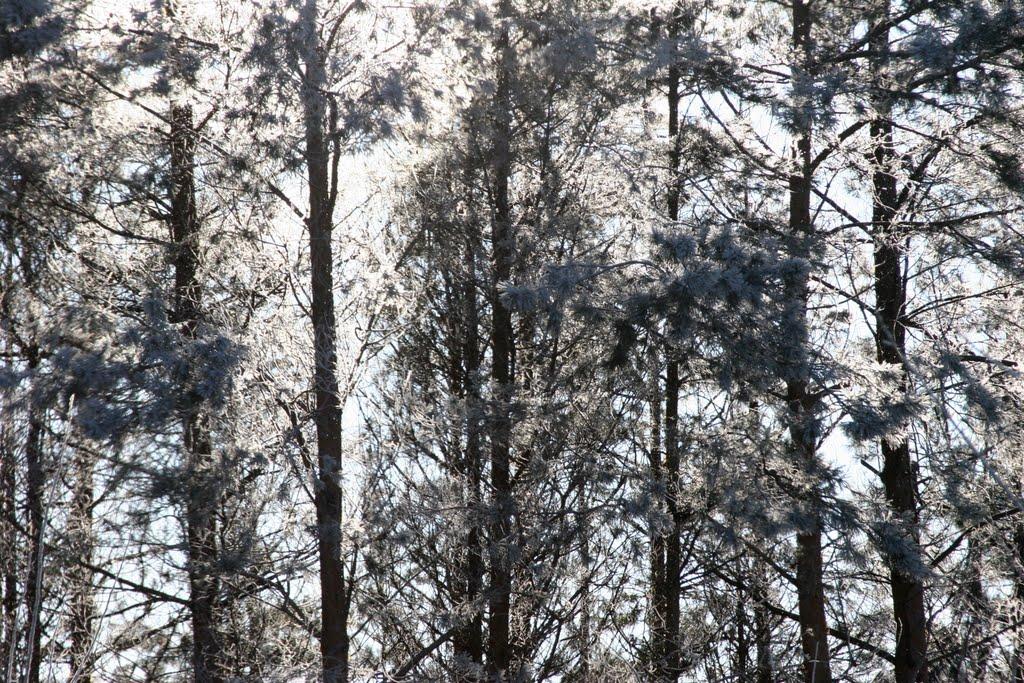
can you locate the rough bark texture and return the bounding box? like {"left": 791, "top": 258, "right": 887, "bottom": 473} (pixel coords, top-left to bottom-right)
{"left": 649, "top": 7, "right": 684, "bottom": 679}
{"left": 0, "top": 424, "right": 16, "bottom": 677}
{"left": 735, "top": 580, "right": 749, "bottom": 681}
{"left": 299, "top": 2, "right": 348, "bottom": 680}
{"left": 787, "top": 3, "right": 833, "bottom": 681}
{"left": 169, "top": 103, "right": 224, "bottom": 683}
{"left": 648, "top": 347, "right": 665, "bottom": 673}
{"left": 870, "top": 9, "right": 928, "bottom": 680}
{"left": 577, "top": 475, "right": 592, "bottom": 681}
{"left": 23, "top": 347, "right": 43, "bottom": 683}
{"left": 68, "top": 445, "right": 95, "bottom": 683}
{"left": 754, "top": 564, "right": 774, "bottom": 683}
{"left": 453, "top": 225, "right": 485, "bottom": 679}
{"left": 1, "top": 260, "right": 23, "bottom": 682}
{"left": 1014, "top": 516, "right": 1024, "bottom": 683}
{"left": 486, "top": 4, "right": 516, "bottom": 676}
{"left": 650, "top": 357, "right": 682, "bottom": 683}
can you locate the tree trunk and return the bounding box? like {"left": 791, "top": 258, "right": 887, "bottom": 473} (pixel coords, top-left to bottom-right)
{"left": 787, "top": 3, "right": 832, "bottom": 681}
{"left": 1, "top": 421, "right": 16, "bottom": 677}
{"left": 650, "top": 7, "right": 684, "bottom": 679}
{"left": 68, "top": 444, "right": 95, "bottom": 683}
{"left": 23, "top": 346, "right": 44, "bottom": 683}
{"left": 1013, "top": 514, "right": 1024, "bottom": 683}
{"left": 577, "top": 475, "right": 592, "bottom": 681}
{"left": 753, "top": 562, "right": 774, "bottom": 683}
{"left": 960, "top": 536, "right": 990, "bottom": 679}
{"left": 735, "top": 578, "right": 749, "bottom": 681}
{"left": 870, "top": 9, "right": 928, "bottom": 679}
{"left": 486, "top": 2, "right": 516, "bottom": 679}
{"left": 169, "top": 103, "right": 224, "bottom": 683}
{"left": 299, "top": 2, "right": 348, "bottom": 680}
{"left": 453, "top": 228, "right": 484, "bottom": 679}
{"left": 660, "top": 359, "right": 682, "bottom": 679}
{"left": 792, "top": 522, "right": 830, "bottom": 683}
{"left": 648, "top": 349, "right": 665, "bottom": 678}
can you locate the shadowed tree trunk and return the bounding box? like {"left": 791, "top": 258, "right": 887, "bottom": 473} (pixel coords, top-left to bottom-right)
{"left": 735, "top": 578, "right": 749, "bottom": 680}
{"left": 578, "top": 477, "right": 592, "bottom": 682}
{"left": 753, "top": 562, "right": 774, "bottom": 683}
{"left": 68, "top": 443, "right": 95, "bottom": 683}
{"left": 299, "top": 1, "right": 348, "bottom": 680}
{"left": 23, "top": 350, "right": 44, "bottom": 683}
{"left": 486, "top": 1, "right": 516, "bottom": 679}
{"left": 1, "top": 303, "right": 21, "bottom": 676}
{"left": 453, "top": 223, "right": 485, "bottom": 679}
{"left": 650, "top": 6, "right": 684, "bottom": 679}
{"left": 648, "top": 345, "right": 665, "bottom": 676}
{"left": 169, "top": 102, "right": 224, "bottom": 683}
{"left": 0, "top": 420, "right": 16, "bottom": 675}
{"left": 650, "top": 357, "right": 682, "bottom": 683}
{"left": 869, "top": 6, "right": 928, "bottom": 680}
{"left": 787, "top": 2, "right": 832, "bottom": 681}
{"left": 1013, "top": 510, "right": 1024, "bottom": 683}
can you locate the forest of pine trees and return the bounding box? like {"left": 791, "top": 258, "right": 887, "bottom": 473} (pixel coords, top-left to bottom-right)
{"left": 3, "top": 0, "right": 1024, "bottom": 681}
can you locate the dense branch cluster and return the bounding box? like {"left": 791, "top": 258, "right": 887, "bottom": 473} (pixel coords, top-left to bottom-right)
{"left": 2, "top": 0, "right": 1024, "bottom": 681}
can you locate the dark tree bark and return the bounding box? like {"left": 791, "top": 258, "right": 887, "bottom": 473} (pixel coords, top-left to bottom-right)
{"left": 753, "top": 564, "right": 774, "bottom": 683}
{"left": 1013, "top": 513, "right": 1024, "bottom": 683}
{"left": 735, "top": 579, "right": 749, "bottom": 681}
{"left": 869, "top": 8, "right": 928, "bottom": 680}
{"left": 577, "top": 475, "right": 592, "bottom": 682}
{"left": 647, "top": 347, "right": 665, "bottom": 674}
{"left": 0, "top": 421, "right": 16, "bottom": 675}
{"left": 169, "top": 103, "right": 224, "bottom": 683}
{"left": 649, "top": 359, "right": 682, "bottom": 683}
{"left": 0, "top": 182, "right": 44, "bottom": 683}
{"left": 786, "top": 3, "right": 833, "bottom": 681}
{"left": 299, "top": 2, "right": 348, "bottom": 680}
{"left": 453, "top": 225, "right": 485, "bottom": 679}
{"left": 650, "top": 7, "right": 684, "bottom": 679}
{"left": 658, "top": 359, "right": 682, "bottom": 679}
{"left": 485, "top": 2, "right": 517, "bottom": 679}
{"left": 958, "top": 537, "right": 991, "bottom": 679}
{"left": 68, "top": 444, "right": 95, "bottom": 683}
{"left": 23, "top": 348, "right": 43, "bottom": 683}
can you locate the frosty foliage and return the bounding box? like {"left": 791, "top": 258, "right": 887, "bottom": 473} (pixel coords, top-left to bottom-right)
{"left": 36, "top": 292, "right": 244, "bottom": 443}
{"left": 4, "top": 0, "right": 1024, "bottom": 681}
{"left": 0, "top": 0, "right": 66, "bottom": 61}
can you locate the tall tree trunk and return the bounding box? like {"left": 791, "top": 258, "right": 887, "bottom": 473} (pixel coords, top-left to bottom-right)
{"left": 734, "top": 578, "right": 749, "bottom": 681}
{"left": 577, "top": 475, "right": 592, "bottom": 681}
{"left": 169, "top": 103, "right": 223, "bottom": 683}
{"left": 1013, "top": 512, "right": 1024, "bottom": 683}
{"left": 649, "top": 358, "right": 681, "bottom": 683}
{"left": 753, "top": 562, "right": 774, "bottom": 683}
{"left": 870, "top": 8, "right": 928, "bottom": 680}
{"left": 299, "top": 2, "right": 348, "bottom": 680}
{"left": 651, "top": 7, "right": 684, "bottom": 679}
{"left": 787, "top": 3, "right": 832, "bottom": 681}
{"left": 68, "top": 444, "right": 94, "bottom": 683}
{"left": 1, "top": 420, "right": 16, "bottom": 676}
{"left": 960, "top": 536, "right": 990, "bottom": 679}
{"left": 1, "top": 313, "right": 19, "bottom": 678}
{"left": 660, "top": 359, "right": 682, "bottom": 679}
{"left": 647, "top": 348, "right": 665, "bottom": 677}
{"left": 486, "top": 2, "right": 516, "bottom": 679}
{"left": 23, "top": 346, "right": 44, "bottom": 683}
{"left": 453, "top": 228, "right": 484, "bottom": 679}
